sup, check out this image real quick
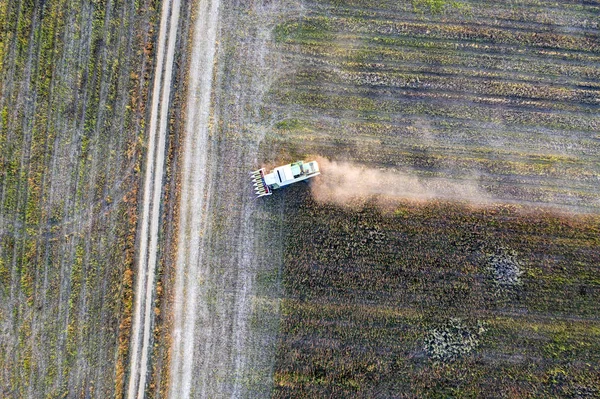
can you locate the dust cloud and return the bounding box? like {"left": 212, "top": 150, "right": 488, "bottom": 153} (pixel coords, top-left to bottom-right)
{"left": 310, "top": 157, "right": 491, "bottom": 207}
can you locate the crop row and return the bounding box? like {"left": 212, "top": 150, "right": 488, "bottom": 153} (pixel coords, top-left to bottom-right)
{"left": 274, "top": 113, "right": 600, "bottom": 156}
{"left": 274, "top": 89, "right": 600, "bottom": 132}
{"left": 280, "top": 45, "right": 600, "bottom": 88}
{"left": 288, "top": 69, "right": 598, "bottom": 107}
{"left": 314, "top": 0, "right": 600, "bottom": 15}
{"left": 306, "top": 0, "right": 600, "bottom": 33}
{"left": 277, "top": 16, "right": 600, "bottom": 54}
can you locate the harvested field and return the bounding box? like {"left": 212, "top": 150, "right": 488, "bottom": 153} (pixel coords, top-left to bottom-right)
{"left": 265, "top": 0, "right": 600, "bottom": 212}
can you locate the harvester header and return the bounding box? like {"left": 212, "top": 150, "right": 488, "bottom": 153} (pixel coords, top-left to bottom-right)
{"left": 251, "top": 160, "right": 320, "bottom": 197}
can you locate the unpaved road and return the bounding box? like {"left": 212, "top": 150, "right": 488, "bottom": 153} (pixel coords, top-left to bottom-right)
{"left": 168, "top": 0, "right": 221, "bottom": 396}
{"left": 170, "top": 0, "right": 219, "bottom": 398}
{"left": 167, "top": 1, "right": 288, "bottom": 397}
{"left": 126, "top": 0, "right": 286, "bottom": 397}
{"left": 127, "top": 0, "right": 182, "bottom": 397}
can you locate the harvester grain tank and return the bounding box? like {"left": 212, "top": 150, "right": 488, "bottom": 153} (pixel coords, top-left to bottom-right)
{"left": 251, "top": 160, "right": 320, "bottom": 197}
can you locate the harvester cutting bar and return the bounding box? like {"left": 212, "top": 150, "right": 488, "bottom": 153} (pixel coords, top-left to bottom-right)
{"left": 251, "top": 168, "right": 272, "bottom": 197}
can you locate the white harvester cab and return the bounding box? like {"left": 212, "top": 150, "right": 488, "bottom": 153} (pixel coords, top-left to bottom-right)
{"left": 251, "top": 160, "right": 320, "bottom": 197}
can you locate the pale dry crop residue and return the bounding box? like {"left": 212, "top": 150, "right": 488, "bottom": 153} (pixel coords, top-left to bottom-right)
{"left": 167, "top": 0, "right": 287, "bottom": 396}
{"left": 168, "top": 0, "right": 220, "bottom": 397}
{"left": 311, "top": 157, "right": 491, "bottom": 207}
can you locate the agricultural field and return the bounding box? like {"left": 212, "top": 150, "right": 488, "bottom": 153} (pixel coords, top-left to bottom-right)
{"left": 0, "top": 0, "right": 161, "bottom": 397}
{"left": 272, "top": 191, "right": 600, "bottom": 397}
{"left": 1, "top": 0, "right": 599, "bottom": 397}
{"left": 265, "top": 0, "right": 600, "bottom": 212}
{"left": 256, "top": 0, "right": 600, "bottom": 397}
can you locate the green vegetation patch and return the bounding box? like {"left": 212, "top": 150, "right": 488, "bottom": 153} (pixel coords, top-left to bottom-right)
{"left": 412, "top": 0, "right": 469, "bottom": 14}
{"left": 275, "top": 118, "right": 305, "bottom": 131}
{"left": 275, "top": 17, "right": 335, "bottom": 43}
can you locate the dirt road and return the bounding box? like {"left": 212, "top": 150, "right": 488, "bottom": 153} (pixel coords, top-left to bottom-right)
{"left": 166, "top": 1, "right": 288, "bottom": 397}
{"left": 127, "top": 0, "right": 182, "bottom": 397}
{"left": 168, "top": 0, "right": 221, "bottom": 396}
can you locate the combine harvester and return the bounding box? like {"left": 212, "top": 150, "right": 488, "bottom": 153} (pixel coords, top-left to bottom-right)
{"left": 251, "top": 160, "right": 320, "bottom": 197}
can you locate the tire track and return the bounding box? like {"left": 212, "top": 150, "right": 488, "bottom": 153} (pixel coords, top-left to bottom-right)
{"left": 126, "top": 0, "right": 182, "bottom": 397}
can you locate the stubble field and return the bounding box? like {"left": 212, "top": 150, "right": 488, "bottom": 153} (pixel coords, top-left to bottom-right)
{"left": 266, "top": 0, "right": 600, "bottom": 211}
